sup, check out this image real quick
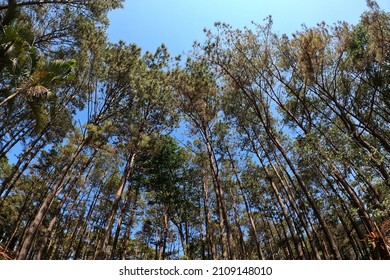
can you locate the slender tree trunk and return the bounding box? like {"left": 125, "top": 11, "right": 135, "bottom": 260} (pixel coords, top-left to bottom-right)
{"left": 4, "top": 187, "right": 35, "bottom": 251}
{"left": 16, "top": 139, "right": 86, "bottom": 259}
{"left": 161, "top": 210, "right": 170, "bottom": 259}
{"left": 110, "top": 193, "right": 130, "bottom": 259}
{"left": 35, "top": 185, "right": 74, "bottom": 260}
{"left": 269, "top": 133, "right": 341, "bottom": 259}
{"left": 201, "top": 176, "right": 216, "bottom": 259}
{"left": 203, "top": 128, "right": 236, "bottom": 259}
{"left": 97, "top": 152, "right": 136, "bottom": 259}
{"left": 0, "top": 127, "right": 47, "bottom": 204}
{"left": 119, "top": 187, "right": 139, "bottom": 260}
{"left": 220, "top": 63, "right": 341, "bottom": 258}
{"left": 242, "top": 127, "right": 318, "bottom": 259}
{"left": 229, "top": 186, "right": 247, "bottom": 259}
{"left": 74, "top": 184, "right": 103, "bottom": 260}
{"left": 37, "top": 156, "right": 95, "bottom": 259}
{"left": 0, "top": 123, "right": 32, "bottom": 159}
{"left": 225, "top": 147, "right": 265, "bottom": 259}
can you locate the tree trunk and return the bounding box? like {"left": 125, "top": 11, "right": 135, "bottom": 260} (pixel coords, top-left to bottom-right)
{"left": 16, "top": 139, "right": 86, "bottom": 259}
{"left": 201, "top": 176, "right": 217, "bottom": 259}
{"left": 97, "top": 152, "right": 136, "bottom": 259}
{"left": 225, "top": 147, "right": 265, "bottom": 259}
{"left": 203, "top": 128, "right": 235, "bottom": 259}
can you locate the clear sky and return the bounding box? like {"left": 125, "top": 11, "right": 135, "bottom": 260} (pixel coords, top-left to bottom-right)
{"left": 107, "top": 0, "right": 390, "bottom": 56}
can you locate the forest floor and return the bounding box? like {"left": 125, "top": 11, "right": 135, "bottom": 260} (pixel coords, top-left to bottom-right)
{"left": 0, "top": 244, "right": 16, "bottom": 260}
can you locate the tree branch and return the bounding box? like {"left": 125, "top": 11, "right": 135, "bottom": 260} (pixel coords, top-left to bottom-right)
{"left": 0, "top": 0, "right": 82, "bottom": 11}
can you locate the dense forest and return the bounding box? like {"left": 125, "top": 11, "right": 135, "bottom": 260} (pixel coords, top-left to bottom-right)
{"left": 0, "top": 0, "right": 389, "bottom": 260}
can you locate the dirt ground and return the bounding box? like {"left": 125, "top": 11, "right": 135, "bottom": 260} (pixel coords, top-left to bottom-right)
{"left": 0, "top": 244, "right": 15, "bottom": 260}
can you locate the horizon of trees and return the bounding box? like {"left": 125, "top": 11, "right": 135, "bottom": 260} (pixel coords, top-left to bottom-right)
{"left": 0, "top": 0, "right": 389, "bottom": 260}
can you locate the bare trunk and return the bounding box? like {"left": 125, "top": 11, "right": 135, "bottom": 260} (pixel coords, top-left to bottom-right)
{"left": 0, "top": 128, "right": 47, "bottom": 204}
{"left": 119, "top": 187, "right": 139, "bottom": 260}
{"left": 97, "top": 152, "right": 136, "bottom": 259}
{"left": 16, "top": 139, "right": 86, "bottom": 259}
{"left": 225, "top": 147, "right": 265, "bottom": 259}
{"left": 110, "top": 194, "right": 129, "bottom": 259}
{"left": 204, "top": 129, "right": 235, "bottom": 259}
{"left": 201, "top": 177, "right": 216, "bottom": 259}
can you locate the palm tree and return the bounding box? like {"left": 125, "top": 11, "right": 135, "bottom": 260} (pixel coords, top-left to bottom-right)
{"left": 0, "top": 0, "right": 76, "bottom": 131}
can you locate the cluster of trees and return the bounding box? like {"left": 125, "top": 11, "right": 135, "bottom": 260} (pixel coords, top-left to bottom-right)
{"left": 0, "top": 0, "right": 389, "bottom": 260}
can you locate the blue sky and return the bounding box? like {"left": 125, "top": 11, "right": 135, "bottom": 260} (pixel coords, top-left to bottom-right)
{"left": 105, "top": 0, "right": 390, "bottom": 146}
{"left": 107, "top": 0, "right": 390, "bottom": 56}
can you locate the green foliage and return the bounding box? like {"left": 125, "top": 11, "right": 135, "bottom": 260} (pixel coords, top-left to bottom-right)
{"left": 0, "top": 156, "right": 12, "bottom": 179}
{"left": 0, "top": 2, "right": 77, "bottom": 132}
{"left": 141, "top": 135, "right": 187, "bottom": 206}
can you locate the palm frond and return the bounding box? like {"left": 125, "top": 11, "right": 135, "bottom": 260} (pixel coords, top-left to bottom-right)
{"left": 27, "top": 100, "right": 47, "bottom": 133}
{"left": 31, "top": 59, "right": 76, "bottom": 87}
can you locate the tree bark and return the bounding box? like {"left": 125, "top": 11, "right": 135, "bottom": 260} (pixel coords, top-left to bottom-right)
{"left": 97, "top": 152, "right": 136, "bottom": 259}
{"left": 16, "top": 139, "right": 86, "bottom": 259}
